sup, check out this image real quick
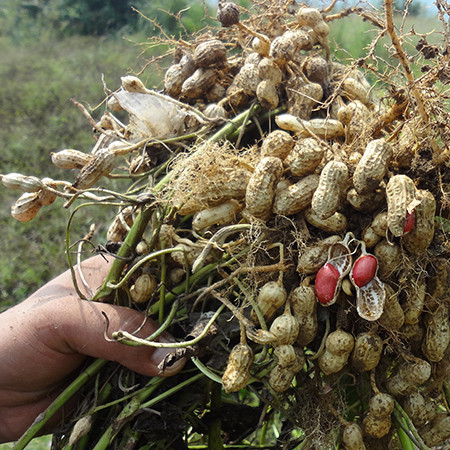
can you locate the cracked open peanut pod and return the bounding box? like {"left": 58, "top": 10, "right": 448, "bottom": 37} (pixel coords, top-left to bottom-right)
{"left": 11, "top": 192, "right": 42, "bottom": 222}
{"left": 385, "top": 174, "right": 417, "bottom": 237}
{"left": 355, "top": 276, "right": 386, "bottom": 321}
{"left": 402, "top": 189, "right": 436, "bottom": 254}
{"left": 222, "top": 343, "right": 254, "bottom": 393}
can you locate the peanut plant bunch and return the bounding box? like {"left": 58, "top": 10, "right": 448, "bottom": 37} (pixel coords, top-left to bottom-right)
{"left": 2, "top": 0, "right": 450, "bottom": 448}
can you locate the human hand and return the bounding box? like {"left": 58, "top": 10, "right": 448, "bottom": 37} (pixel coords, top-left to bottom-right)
{"left": 0, "top": 254, "right": 185, "bottom": 443}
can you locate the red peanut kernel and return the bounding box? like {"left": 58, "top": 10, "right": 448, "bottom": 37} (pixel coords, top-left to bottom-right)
{"left": 351, "top": 254, "right": 378, "bottom": 288}
{"left": 403, "top": 210, "right": 415, "bottom": 235}
{"left": 315, "top": 262, "right": 340, "bottom": 304}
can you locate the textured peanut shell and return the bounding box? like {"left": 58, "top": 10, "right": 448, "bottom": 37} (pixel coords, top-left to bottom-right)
{"left": 341, "top": 77, "right": 372, "bottom": 107}
{"left": 274, "top": 344, "right": 297, "bottom": 367}
{"left": 353, "top": 139, "right": 393, "bottom": 193}
{"left": 362, "top": 226, "right": 382, "bottom": 248}
{"left": 49, "top": 149, "right": 90, "bottom": 171}
{"left": 403, "top": 189, "right": 436, "bottom": 254}
{"left": 234, "top": 63, "right": 261, "bottom": 94}
{"left": 250, "top": 281, "right": 287, "bottom": 323}
{"left": 73, "top": 148, "right": 115, "bottom": 189}
{"left": 272, "top": 174, "right": 319, "bottom": 216}
{"left": 420, "top": 414, "right": 450, "bottom": 447}
{"left": 422, "top": 303, "right": 450, "bottom": 362}
{"left": 311, "top": 160, "right": 348, "bottom": 219}
{"left": 181, "top": 68, "right": 217, "bottom": 99}
{"left": 346, "top": 188, "right": 385, "bottom": 213}
{"left": 164, "top": 64, "right": 190, "bottom": 97}
{"left": 378, "top": 284, "right": 404, "bottom": 330}
{"left": 261, "top": 130, "right": 294, "bottom": 160}
{"left": 269, "top": 364, "right": 296, "bottom": 393}
{"left": 286, "top": 81, "right": 323, "bottom": 119}
{"left": 403, "top": 392, "right": 437, "bottom": 428}
{"left": 130, "top": 274, "right": 157, "bottom": 304}
{"left": 246, "top": 156, "right": 283, "bottom": 220}
{"left": 371, "top": 211, "right": 388, "bottom": 237}
{"left": 351, "top": 332, "right": 383, "bottom": 372}
{"left": 1, "top": 173, "right": 44, "bottom": 192}
{"left": 258, "top": 57, "right": 283, "bottom": 85}
{"left": 107, "top": 206, "right": 134, "bottom": 242}
{"left": 268, "top": 312, "right": 300, "bottom": 345}
{"left": 319, "top": 351, "right": 350, "bottom": 375}
{"left": 342, "top": 423, "right": 366, "bottom": 450}
{"left": 174, "top": 167, "right": 251, "bottom": 215}
{"left": 290, "top": 285, "right": 318, "bottom": 346}
{"left": 402, "top": 276, "right": 426, "bottom": 325}
{"left": 374, "top": 240, "right": 401, "bottom": 280}
{"left": 363, "top": 393, "right": 394, "bottom": 438}
{"left": 385, "top": 174, "right": 417, "bottom": 237}
{"left": 386, "top": 359, "right": 431, "bottom": 396}
{"left": 304, "top": 209, "right": 347, "bottom": 233}
{"left": 426, "top": 258, "right": 450, "bottom": 301}
{"left": 193, "top": 40, "right": 226, "bottom": 68}
{"left": 192, "top": 200, "right": 241, "bottom": 231}
{"left": 256, "top": 80, "right": 279, "bottom": 109}
{"left": 285, "top": 138, "right": 326, "bottom": 177}
{"left": 222, "top": 343, "right": 254, "bottom": 393}
{"left": 37, "top": 187, "right": 56, "bottom": 206}
{"left": 297, "top": 235, "right": 341, "bottom": 274}
{"left": 11, "top": 192, "right": 42, "bottom": 222}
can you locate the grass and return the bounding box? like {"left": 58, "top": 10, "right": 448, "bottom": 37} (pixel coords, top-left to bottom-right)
{"left": 0, "top": 33, "right": 157, "bottom": 308}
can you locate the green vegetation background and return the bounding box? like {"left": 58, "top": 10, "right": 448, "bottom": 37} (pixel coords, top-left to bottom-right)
{"left": 0, "top": 0, "right": 439, "bottom": 310}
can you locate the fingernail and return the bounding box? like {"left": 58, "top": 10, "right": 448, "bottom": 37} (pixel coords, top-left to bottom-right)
{"left": 151, "top": 347, "right": 186, "bottom": 376}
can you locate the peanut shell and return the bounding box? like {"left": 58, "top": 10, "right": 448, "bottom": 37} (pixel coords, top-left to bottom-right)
{"left": 311, "top": 160, "right": 348, "bottom": 219}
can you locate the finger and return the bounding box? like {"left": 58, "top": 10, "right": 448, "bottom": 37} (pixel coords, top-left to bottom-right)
{"left": 57, "top": 299, "right": 186, "bottom": 377}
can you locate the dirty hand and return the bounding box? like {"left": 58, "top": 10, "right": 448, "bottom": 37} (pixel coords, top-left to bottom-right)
{"left": 0, "top": 255, "right": 184, "bottom": 443}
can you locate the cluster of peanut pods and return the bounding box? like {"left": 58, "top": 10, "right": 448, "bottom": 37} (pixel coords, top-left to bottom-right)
{"left": 2, "top": 1, "right": 449, "bottom": 448}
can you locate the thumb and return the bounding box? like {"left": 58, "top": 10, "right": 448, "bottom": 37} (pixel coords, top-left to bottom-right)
{"left": 59, "top": 299, "right": 185, "bottom": 377}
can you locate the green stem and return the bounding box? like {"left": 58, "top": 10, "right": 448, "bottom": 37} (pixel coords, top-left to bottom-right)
{"left": 92, "top": 205, "right": 154, "bottom": 301}
{"left": 208, "top": 383, "right": 224, "bottom": 450}
{"left": 394, "top": 401, "right": 431, "bottom": 450}
{"left": 91, "top": 378, "right": 165, "bottom": 450}
{"left": 14, "top": 359, "right": 107, "bottom": 450}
